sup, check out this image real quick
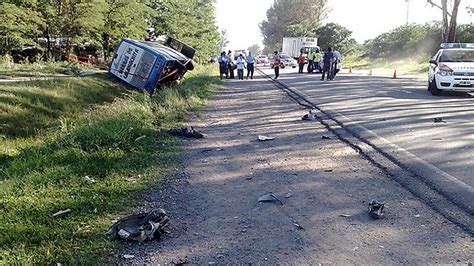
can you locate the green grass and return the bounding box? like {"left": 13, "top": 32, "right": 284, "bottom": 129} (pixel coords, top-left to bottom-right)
{"left": 0, "top": 60, "right": 96, "bottom": 79}
{"left": 0, "top": 65, "right": 221, "bottom": 264}
{"left": 344, "top": 54, "right": 430, "bottom": 75}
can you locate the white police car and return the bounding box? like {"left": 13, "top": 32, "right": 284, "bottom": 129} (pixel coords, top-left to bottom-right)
{"left": 428, "top": 43, "right": 474, "bottom": 95}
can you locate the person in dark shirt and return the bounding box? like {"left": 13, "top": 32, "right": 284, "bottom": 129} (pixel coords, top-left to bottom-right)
{"left": 273, "top": 51, "right": 281, "bottom": 79}
{"left": 321, "top": 47, "right": 335, "bottom": 81}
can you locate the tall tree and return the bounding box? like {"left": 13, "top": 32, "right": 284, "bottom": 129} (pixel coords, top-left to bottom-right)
{"left": 427, "top": 0, "right": 462, "bottom": 42}
{"left": 0, "top": 2, "right": 43, "bottom": 56}
{"left": 247, "top": 43, "right": 261, "bottom": 56}
{"left": 316, "top": 23, "right": 358, "bottom": 55}
{"left": 260, "top": 0, "right": 328, "bottom": 54}
{"left": 149, "top": 0, "right": 220, "bottom": 63}
{"left": 102, "top": 0, "right": 155, "bottom": 60}
{"left": 219, "top": 29, "right": 229, "bottom": 52}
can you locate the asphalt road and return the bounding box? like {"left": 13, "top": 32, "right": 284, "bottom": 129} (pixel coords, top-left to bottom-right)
{"left": 260, "top": 66, "right": 474, "bottom": 191}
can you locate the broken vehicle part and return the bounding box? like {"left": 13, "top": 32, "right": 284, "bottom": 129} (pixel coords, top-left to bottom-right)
{"left": 258, "top": 193, "right": 283, "bottom": 205}
{"left": 301, "top": 113, "right": 317, "bottom": 121}
{"left": 258, "top": 135, "right": 275, "bottom": 141}
{"left": 107, "top": 208, "right": 169, "bottom": 242}
{"left": 368, "top": 200, "right": 385, "bottom": 219}
{"left": 169, "top": 127, "right": 204, "bottom": 138}
{"left": 109, "top": 37, "right": 195, "bottom": 95}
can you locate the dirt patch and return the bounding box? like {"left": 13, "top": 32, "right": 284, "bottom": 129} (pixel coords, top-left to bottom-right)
{"left": 120, "top": 75, "right": 473, "bottom": 264}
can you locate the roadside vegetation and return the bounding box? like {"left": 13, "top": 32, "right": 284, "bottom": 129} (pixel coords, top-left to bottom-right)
{"left": 342, "top": 23, "right": 474, "bottom": 74}
{"left": 0, "top": 64, "right": 220, "bottom": 264}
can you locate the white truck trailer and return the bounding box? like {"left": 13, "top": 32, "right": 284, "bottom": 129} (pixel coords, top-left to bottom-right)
{"left": 282, "top": 37, "right": 319, "bottom": 59}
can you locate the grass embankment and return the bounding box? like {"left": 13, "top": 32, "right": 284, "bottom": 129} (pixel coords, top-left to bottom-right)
{"left": 0, "top": 64, "right": 220, "bottom": 264}
{"left": 0, "top": 60, "right": 97, "bottom": 79}
{"left": 343, "top": 54, "right": 430, "bottom": 75}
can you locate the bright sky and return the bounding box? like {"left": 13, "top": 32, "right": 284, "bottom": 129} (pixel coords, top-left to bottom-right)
{"left": 215, "top": 0, "right": 472, "bottom": 50}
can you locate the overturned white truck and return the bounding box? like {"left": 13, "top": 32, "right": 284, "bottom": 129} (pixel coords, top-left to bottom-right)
{"left": 109, "top": 37, "right": 195, "bottom": 94}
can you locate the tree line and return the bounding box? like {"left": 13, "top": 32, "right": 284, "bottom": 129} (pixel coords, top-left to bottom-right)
{"left": 259, "top": 0, "right": 472, "bottom": 58}
{"left": 0, "top": 0, "right": 220, "bottom": 63}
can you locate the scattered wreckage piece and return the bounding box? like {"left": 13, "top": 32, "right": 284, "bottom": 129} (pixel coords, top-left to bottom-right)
{"left": 368, "top": 199, "right": 385, "bottom": 219}
{"left": 169, "top": 127, "right": 205, "bottom": 138}
{"left": 109, "top": 37, "right": 195, "bottom": 95}
{"left": 258, "top": 135, "right": 275, "bottom": 141}
{"left": 301, "top": 109, "right": 318, "bottom": 121}
{"left": 258, "top": 193, "right": 284, "bottom": 205}
{"left": 107, "top": 208, "right": 169, "bottom": 242}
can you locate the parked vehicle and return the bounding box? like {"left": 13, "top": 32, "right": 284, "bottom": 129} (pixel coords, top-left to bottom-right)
{"left": 109, "top": 37, "right": 195, "bottom": 94}
{"left": 282, "top": 37, "right": 319, "bottom": 59}
{"left": 257, "top": 55, "right": 269, "bottom": 65}
{"left": 279, "top": 53, "right": 297, "bottom": 68}
{"left": 428, "top": 43, "right": 474, "bottom": 95}
{"left": 269, "top": 53, "right": 297, "bottom": 68}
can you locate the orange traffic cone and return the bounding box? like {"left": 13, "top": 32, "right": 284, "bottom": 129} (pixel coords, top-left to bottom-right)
{"left": 369, "top": 69, "right": 372, "bottom": 76}
{"left": 349, "top": 66, "right": 352, "bottom": 73}
{"left": 392, "top": 69, "right": 397, "bottom": 79}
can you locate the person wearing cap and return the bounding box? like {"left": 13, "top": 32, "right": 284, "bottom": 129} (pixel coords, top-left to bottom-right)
{"left": 246, "top": 52, "right": 255, "bottom": 79}
{"left": 273, "top": 51, "right": 281, "bottom": 79}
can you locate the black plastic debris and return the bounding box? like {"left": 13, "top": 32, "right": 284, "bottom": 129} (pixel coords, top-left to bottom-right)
{"left": 169, "top": 127, "right": 204, "bottom": 138}
{"left": 433, "top": 117, "right": 445, "bottom": 123}
{"left": 368, "top": 200, "right": 385, "bottom": 219}
{"left": 258, "top": 193, "right": 283, "bottom": 205}
{"left": 322, "top": 135, "right": 331, "bottom": 140}
{"left": 107, "top": 208, "right": 169, "bottom": 242}
{"left": 301, "top": 113, "right": 317, "bottom": 121}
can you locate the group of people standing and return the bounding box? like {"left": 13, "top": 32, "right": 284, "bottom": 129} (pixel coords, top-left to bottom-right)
{"left": 295, "top": 47, "right": 341, "bottom": 81}
{"left": 218, "top": 50, "right": 255, "bottom": 80}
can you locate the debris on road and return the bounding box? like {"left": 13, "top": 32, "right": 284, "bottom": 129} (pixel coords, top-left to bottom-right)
{"left": 324, "top": 169, "right": 333, "bottom": 172}
{"left": 301, "top": 113, "right": 317, "bottom": 121}
{"left": 433, "top": 117, "right": 446, "bottom": 123}
{"left": 322, "top": 135, "right": 332, "bottom": 140}
{"left": 52, "top": 209, "right": 71, "bottom": 217}
{"left": 293, "top": 221, "right": 304, "bottom": 230}
{"left": 201, "top": 148, "right": 223, "bottom": 153}
{"left": 107, "top": 208, "right": 169, "bottom": 242}
{"left": 368, "top": 200, "right": 385, "bottom": 219}
{"left": 414, "top": 214, "right": 421, "bottom": 218}
{"left": 169, "top": 127, "right": 205, "bottom": 138}
{"left": 123, "top": 254, "right": 135, "bottom": 259}
{"left": 258, "top": 193, "right": 283, "bottom": 205}
{"left": 258, "top": 135, "right": 275, "bottom": 141}
{"left": 285, "top": 193, "right": 293, "bottom": 198}
{"left": 339, "top": 214, "right": 352, "bottom": 218}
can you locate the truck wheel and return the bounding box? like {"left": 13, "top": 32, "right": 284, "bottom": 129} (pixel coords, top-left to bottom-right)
{"left": 428, "top": 76, "right": 442, "bottom": 96}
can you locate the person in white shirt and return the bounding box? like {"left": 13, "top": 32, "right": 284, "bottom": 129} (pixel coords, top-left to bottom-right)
{"left": 236, "top": 54, "right": 246, "bottom": 80}
{"left": 246, "top": 52, "right": 255, "bottom": 79}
